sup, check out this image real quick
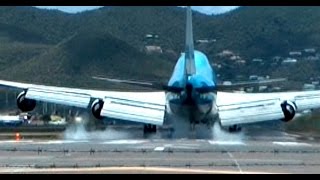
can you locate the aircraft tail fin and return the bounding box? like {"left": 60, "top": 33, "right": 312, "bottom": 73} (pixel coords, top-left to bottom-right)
{"left": 185, "top": 6, "right": 196, "bottom": 76}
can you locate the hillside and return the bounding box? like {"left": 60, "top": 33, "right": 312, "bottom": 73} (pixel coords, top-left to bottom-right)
{"left": 0, "top": 6, "right": 318, "bottom": 90}
{"left": 206, "top": 6, "right": 320, "bottom": 59}
{"left": 0, "top": 6, "right": 78, "bottom": 44}
{"left": 78, "top": 6, "right": 212, "bottom": 53}
{"left": 0, "top": 28, "right": 174, "bottom": 90}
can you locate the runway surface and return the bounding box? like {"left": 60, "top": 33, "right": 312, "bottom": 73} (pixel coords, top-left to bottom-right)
{"left": 0, "top": 123, "right": 320, "bottom": 174}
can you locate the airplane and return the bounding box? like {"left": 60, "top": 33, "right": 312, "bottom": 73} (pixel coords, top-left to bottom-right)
{"left": 0, "top": 114, "right": 30, "bottom": 127}
{"left": 0, "top": 6, "right": 319, "bottom": 135}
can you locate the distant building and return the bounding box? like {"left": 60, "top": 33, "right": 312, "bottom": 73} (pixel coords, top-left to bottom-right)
{"left": 145, "top": 46, "right": 163, "bottom": 54}
{"left": 303, "top": 84, "right": 316, "bottom": 91}
{"left": 222, "top": 81, "right": 232, "bottom": 85}
{"left": 145, "top": 34, "right": 153, "bottom": 39}
{"left": 196, "top": 39, "right": 209, "bottom": 44}
{"left": 212, "top": 63, "right": 222, "bottom": 69}
{"left": 145, "top": 34, "right": 159, "bottom": 39}
{"left": 272, "top": 87, "right": 282, "bottom": 92}
{"left": 282, "top": 58, "right": 297, "bottom": 64}
{"left": 236, "top": 60, "right": 246, "bottom": 64}
{"left": 230, "top": 55, "right": 241, "bottom": 61}
{"left": 217, "top": 50, "right": 234, "bottom": 57}
{"left": 252, "top": 58, "right": 263, "bottom": 63}
{"left": 144, "top": 34, "right": 160, "bottom": 46}
{"left": 304, "top": 48, "right": 316, "bottom": 53}
{"left": 259, "top": 86, "right": 268, "bottom": 92}
{"left": 249, "top": 75, "right": 258, "bottom": 81}
{"left": 289, "top": 51, "right": 302, "bottom": 56}
{"left": 196, "top": 39, "right": 216, "bottom": 44}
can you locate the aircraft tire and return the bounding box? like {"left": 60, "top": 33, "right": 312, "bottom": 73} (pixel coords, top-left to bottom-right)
{"left": 143, "top": 124, "right": 157, "bottom": 134}
{"left": 228, "top": 125, "right": 242, "bottom": 133}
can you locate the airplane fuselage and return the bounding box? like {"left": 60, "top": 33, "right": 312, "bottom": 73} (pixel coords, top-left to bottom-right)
{"left": 166, "top": 50, "right": 218, "bottom": 125}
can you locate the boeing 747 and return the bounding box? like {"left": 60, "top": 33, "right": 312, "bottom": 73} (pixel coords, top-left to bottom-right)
{"left": 0, "top": 6, "right": 319, "bottom": 134}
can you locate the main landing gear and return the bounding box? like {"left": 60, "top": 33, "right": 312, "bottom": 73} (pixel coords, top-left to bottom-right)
{"left": 228, "top": 125, "right": 242, "bottom": 132}
{"left": 144, "top": 124, "right": 157, "bottom": 134}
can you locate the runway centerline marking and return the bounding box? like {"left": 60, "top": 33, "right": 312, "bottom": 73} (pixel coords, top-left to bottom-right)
{"left": 154, "top": 147, "right": 165, "bottom": 151}
{"left": 102, "top": 140, "right": 148, "bottom": 144}
{"left": 208, "top": 140, "right": 245, "bottom": 145}
{"left": 227, "top": 152, "right": 243, "bottom": 174}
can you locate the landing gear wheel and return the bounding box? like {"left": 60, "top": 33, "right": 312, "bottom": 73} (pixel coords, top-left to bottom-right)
{"left": 143, "top": 124, "right": 157, "bottom": 134}
{"left": 228, "top": 125, "right": 242, "bottom": 132}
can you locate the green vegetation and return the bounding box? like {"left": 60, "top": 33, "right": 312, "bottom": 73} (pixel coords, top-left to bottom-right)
{"left": 0, "top": 6, "right": 319, "bottom": 90}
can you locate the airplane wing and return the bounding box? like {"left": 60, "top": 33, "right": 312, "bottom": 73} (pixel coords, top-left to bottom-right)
{"left": 0, "top": 80, "right": 166, "bottom": 126}
{"left": 217, "top": 90, "right": 320, "bottom": 127}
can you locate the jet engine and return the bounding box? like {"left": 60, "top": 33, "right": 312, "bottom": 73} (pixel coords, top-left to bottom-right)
{"left": 280, "top": 101, "right": 297, "bottom": 122}
{"left": 16, "top": 91, "right": 36, "bottom": 112}
{"left": 91, "top": 99, "right": 104, "bottom": 120}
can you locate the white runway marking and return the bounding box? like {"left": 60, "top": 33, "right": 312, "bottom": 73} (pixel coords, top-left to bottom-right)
{"left": 227, "top": 152, "right": 243, "bottom": 174}
{"left": 0, "top": 167, "right": 270, "bottom": 174}
{"left": 0, "top": 140, "right": 34, "bottom": 144}
{"left": 272, "top": 142, "right": 311, "bottom": 146}
{"left": 32, "top": 140, "right": 89, "bottom": 144}
{"left": 208, "top": 140, "right": 245, "bottom": 145}
{"left": 154, "top": 147, "right": 165, "bottom": 151}
{"left": 102, "top": 140, "right": 147, "bottom": 144}
{"left": 169, "top": 143, "right": 201, "bottom": 149}
{"left": 168, "top": 145, "right": 199, "bottom": 149}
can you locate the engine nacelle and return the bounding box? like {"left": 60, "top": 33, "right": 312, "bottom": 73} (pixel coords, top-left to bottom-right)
{"left": 280, "top": 101, "right": 297, "bottom": 122}
{"left": 16, "top": 91, "right": 36, "bottom": 112}
{"left": 91, "top": 99, "right": 104, "bottom": 120}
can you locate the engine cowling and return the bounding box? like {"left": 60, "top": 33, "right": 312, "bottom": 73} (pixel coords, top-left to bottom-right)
{"left": 91, "top": 99, "right": 104, "bottom": 120}
{"left": 16, "top": 91, "right": 36, "bottom": 112}
{"left": 280, "top": 101, "right": 297, "bottom": 122}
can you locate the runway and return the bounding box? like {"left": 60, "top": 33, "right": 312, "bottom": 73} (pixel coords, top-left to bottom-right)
{"left": 0, "top": 123, "right": 320, "bottom": 174}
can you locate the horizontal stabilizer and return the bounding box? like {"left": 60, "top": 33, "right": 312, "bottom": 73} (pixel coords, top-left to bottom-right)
{"left": 92, "top": 76, "right": 184, "bottom": 93}
{"left": 92, "top": 76, "right": 164, "bottom": 89}
{"left": 217, "top": 78, "right": 287, "bottom": 91}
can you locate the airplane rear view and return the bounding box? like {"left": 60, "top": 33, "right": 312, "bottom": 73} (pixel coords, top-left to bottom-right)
{"left": 0, "top": 6, "right": 319, "bottom": 135}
